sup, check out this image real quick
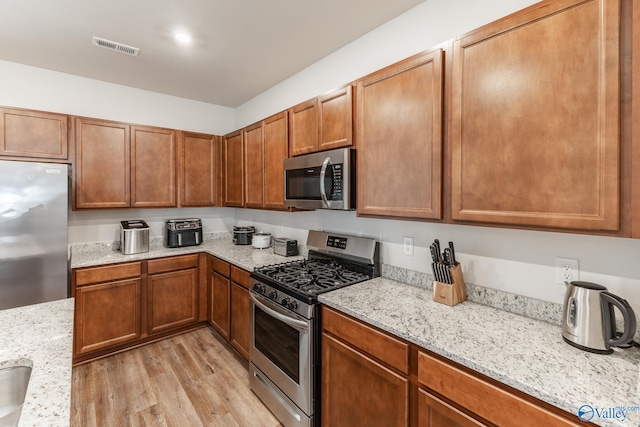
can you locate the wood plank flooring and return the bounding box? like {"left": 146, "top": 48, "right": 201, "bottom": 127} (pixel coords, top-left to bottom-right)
{"left": 71, "top": 326, "right": 283, "bottom": 427}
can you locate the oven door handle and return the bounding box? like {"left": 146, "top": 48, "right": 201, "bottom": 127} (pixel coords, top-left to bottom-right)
{"left": 250, "top": 293, "right": 308, "bottom": 332}
{"left": 319, "top": 156, "right": 331, "bottom": 208}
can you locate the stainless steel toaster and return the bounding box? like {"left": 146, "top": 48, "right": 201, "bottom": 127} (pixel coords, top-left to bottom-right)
{"left": 274, "top": 237, "right": 298, "bottom": 257}
{"left": 120, "top": 220, "right": 149, "bottom": 255}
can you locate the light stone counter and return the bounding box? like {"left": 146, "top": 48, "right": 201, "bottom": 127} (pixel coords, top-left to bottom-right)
{"left": 0, "top": 298, "right": 74, "bottom": 427}
{"left": 70, "top": 237, "right": 305, "bottom": 271}
{"left": 319, "top": 277, "right": 640, "bottom": 427}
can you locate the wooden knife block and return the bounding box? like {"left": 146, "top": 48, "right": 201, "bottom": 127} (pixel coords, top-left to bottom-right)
{"left": 433, "top": 264, "right": 467, "bottom": 306}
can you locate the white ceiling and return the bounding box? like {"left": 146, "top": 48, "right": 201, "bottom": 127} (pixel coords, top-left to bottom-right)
{"left": 0, "top": 0, "right": 423, "bottom": 108}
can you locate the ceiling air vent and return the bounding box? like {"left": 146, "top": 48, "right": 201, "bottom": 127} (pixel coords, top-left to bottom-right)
{"left": 92, "top": 36, "right": 140, "bottom": 56}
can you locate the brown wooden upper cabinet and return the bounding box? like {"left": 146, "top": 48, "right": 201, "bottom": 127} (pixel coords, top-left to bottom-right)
{"left": 223, "top": 130, "right": 244, "bottom": 207}
{"left": 244, "top": 122, "right": 264, "bottom": 208}
{"left": 450, "top": 0, "right": 621, "bottom": 231}
{"left": 74, "top": 118, "right": 131, "bottom": 209}
{"left": 263, "top": 112, "right": 289, "bottom": 209}
{"left": 243, "top": 112, "right": 289, "bottom": 210}
{"left": 130, "top": 126, "right": 176, "bottom": 208}
{"left": 356, "top": 50, "right": 444, "bottom": 220}
{"left": 238, "top": 111, "right": 288, "bottom": 209}
{"left": 289, "top": 85, "right": 354, "bottom": 156}
{"left": 178, "top": 131, "right": 221, "bottom": 207}
{"left": 74, "top": 117, "right": 177, "bottom": 209}
{"left": 0, "top": 107, "right": 69, "bottom": 161}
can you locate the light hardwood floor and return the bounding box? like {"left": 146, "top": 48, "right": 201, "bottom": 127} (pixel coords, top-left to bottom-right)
{"left": 71, "top": 326, "right": 283, "bottom": 426}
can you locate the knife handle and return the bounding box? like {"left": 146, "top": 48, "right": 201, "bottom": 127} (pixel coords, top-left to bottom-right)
{"left": 434, "top": 239, "right": 442, "bottom": 261}
{"left": 448, "top": 241, "right": 457, "bottom": 265}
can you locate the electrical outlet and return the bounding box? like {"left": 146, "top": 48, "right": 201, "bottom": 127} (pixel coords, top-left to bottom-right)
{"left": 555, "top": 257, "right": 579, "bottom": 284}
{"left": 403, "top": 237, "right": 414, "bottom": 256}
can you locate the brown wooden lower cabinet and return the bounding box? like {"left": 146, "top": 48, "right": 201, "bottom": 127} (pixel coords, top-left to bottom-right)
{"left": 72, "top": 254, "right": 205, "bottom": 364}
{"left": 230, "top": 281, "right": 250, "bottom": 360}
{"left": 418, "top": 389, "right": 487, "bottom": 427}
{"left": 321, "top": 306, "right": 584, "bottom": 427}
{"left": 322, "top": 332, "right": 409, "bottom": 427}
{"left": 74, "top": 277, "right": 142, "bottom": 356}
{"left": 147, "top": 267, "right": 198, "bottom": 335}
{"left": 207, "top": 255, "right": 251, "bottom": 360}
{"left": 209, "top": 271, "right": 231, "bottom": 340}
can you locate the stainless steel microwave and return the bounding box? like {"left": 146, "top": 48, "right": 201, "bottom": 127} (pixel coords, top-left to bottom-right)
{"left": 284, "top": 147, "right": 355, "bottom": 210}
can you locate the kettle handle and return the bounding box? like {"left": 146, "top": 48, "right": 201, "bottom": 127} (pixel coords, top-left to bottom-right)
{"left": 601, "top": 292, "right": 637, "bottom": 348}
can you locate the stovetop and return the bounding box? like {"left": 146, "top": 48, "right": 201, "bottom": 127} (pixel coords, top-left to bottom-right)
{"left": 254, "top": 258, "right": 371, "bottom": 292}
{"left": 250, "top": 230, "right": 380, "bottom": 306}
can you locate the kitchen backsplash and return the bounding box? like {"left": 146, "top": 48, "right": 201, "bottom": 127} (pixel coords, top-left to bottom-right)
{"left": 382, "top": 264, "right": 563, "bottom": 325}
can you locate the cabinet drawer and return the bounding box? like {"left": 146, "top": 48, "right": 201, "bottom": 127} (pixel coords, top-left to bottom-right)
{"left": 74, "top": 262, "right": 142, "bottom": 286}
{"left": 148, "top": 254, "right": 199, "bottom": 275}
{"left": 418, "top": 351, "right": 581, "bottom": 427}
{"left": 418, "top": 388, "right": 487, "bottom": 427}
{"left": 322, "top": 306, "right": 409, "bottom": 374}
{"left": 230, "top": 265, "right": 250, "bottom": 289}
{"left": 210, "top": 256, "right": 230, "bottom": 277}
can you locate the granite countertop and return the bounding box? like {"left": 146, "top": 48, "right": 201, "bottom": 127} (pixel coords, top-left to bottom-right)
{"left": 70, "top": 237, "right": 305, "bottom": 271}
{"left": 319, "top": 278, "right": 640, "bottom": 427}
{"left": 0, "top": 298, "right": 74, "bottom": 427}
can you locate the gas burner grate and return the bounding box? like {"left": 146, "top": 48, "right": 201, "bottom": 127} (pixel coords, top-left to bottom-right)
{"left": 254, "top": 258, "right": 372, "bottom": 295}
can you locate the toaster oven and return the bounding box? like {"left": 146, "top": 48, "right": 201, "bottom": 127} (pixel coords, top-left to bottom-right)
{"left": 166, "top": 218, "right": 203, "bottom": 248}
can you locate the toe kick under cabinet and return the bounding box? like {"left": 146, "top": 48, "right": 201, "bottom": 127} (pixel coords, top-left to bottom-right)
{"left": 321, "top": 306, "right": 585, "bottom": 427}
{"left": 72, "top": 253, "right": 207, "bottom": 364}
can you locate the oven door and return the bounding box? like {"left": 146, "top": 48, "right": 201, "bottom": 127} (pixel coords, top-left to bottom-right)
{"left": 250, "top": 291, "right": 313, "bottom": 416}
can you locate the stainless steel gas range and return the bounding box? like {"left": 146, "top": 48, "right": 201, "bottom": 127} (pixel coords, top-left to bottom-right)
{"left": 249, "top": 230, "right": 380, "bottom": 427}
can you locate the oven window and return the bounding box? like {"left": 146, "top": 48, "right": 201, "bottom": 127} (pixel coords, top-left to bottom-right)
{"left": 255, "top": 306, "right": 300, "bottom": 383}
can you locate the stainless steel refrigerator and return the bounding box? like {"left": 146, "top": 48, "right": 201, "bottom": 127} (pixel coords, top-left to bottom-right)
{"left": 0, "top": 160, "right": 69, "bottom": 310}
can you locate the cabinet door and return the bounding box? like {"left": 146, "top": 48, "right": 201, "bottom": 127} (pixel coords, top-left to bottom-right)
{"left": 244, "top": 122, "right": 264, "bottom": 208}
{"left": 74, "top": 118, "right": 130, "bottom": 208}
{"left": 0, "top": 108, "right": 68, "bottom": 160}
{"left": 322, "top": 333, "right": 409, "bottom": 427}
{"left": 209, "top": 271, "right": 230, "bottom": 339}
{"left": 147, "top": 268, "right": 198, "bottom": 335}
{"left": 289, "top": 98, "right": 318, "bottom": 156}
{"left": 357, "top": 50, "right": 443, "bottom": 219}
{"left": 230, "top": 282, "right": 250, "bottom": 360}
{"left": 178, "top": 132, "right": 219, "bottom": 207}
{"left": 131, "top": 126, "right": 176, "bottom": 208}
{"left": 74, "top": 278, "right": 142, "bottom": 355}
{"left": 264, "top": 112, "right": 288, "bottom": 210}
{"left": 318, "top": 85, "right": 353, "bottom": 152}
{"left": 418, "top": 389, "right": 487, "bottom": 427}
{"left": 450, "top": 0, "right": 620, "bottom": 231}
{"left": 223, "top": 130, "right": 244, "bottom": 207}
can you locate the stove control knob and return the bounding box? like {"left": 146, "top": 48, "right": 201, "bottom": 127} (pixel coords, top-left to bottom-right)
{"left": 253, "top": 283, "right": 266, "bottom": 294}
{"left": 268, "top": 290, "right": 278, "bottom": 300}
{"left": 281, "top": 297, "right": 297, "bottom": 310}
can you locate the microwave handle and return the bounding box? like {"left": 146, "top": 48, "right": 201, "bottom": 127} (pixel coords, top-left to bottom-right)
{"left": 319, "top": 156, "right": 331, "bottom": 208}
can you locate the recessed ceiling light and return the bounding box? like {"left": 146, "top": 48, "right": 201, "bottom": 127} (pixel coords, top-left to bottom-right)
{"left": 174, "top": 32, "right": 192, "bottom": 44}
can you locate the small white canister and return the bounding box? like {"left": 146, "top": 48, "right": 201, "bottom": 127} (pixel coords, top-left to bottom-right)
{"left": 252, "top": 232, "right": 273, "bottom": 249}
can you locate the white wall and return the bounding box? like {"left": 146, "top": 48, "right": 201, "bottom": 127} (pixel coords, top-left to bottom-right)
{"left": 234, "top": 0, "right": 540, "bottom": 128}
{"left": 68, "top": 208, "right": 236, "bottom": 244}
{"left": 0, "top": 60, "right": 235, "bottom": 135}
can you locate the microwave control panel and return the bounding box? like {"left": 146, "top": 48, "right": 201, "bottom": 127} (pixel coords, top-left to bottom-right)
{"left": 330, "top": 164, "right": 342, "bottom": 200}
